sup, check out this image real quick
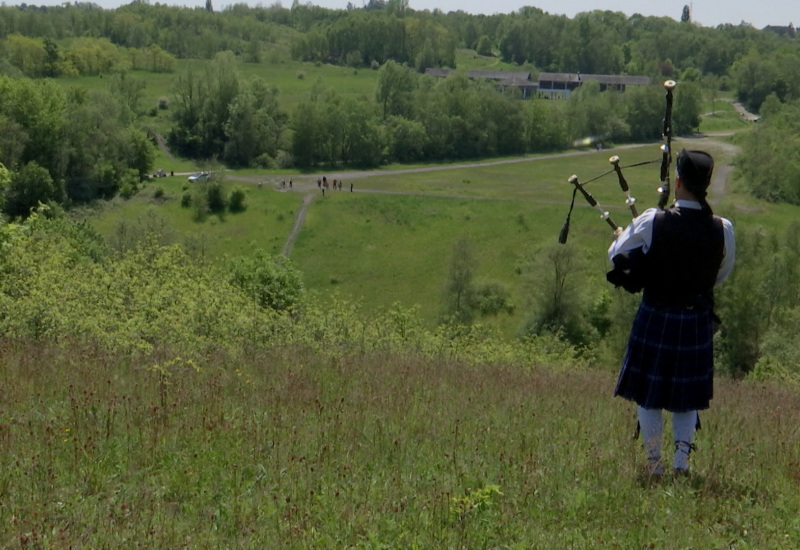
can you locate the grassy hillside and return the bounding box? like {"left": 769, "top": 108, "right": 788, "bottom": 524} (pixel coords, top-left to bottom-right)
{"left": 2, "top": 340, "right": 798, "bottom": 547}
{"left": 53, "top": 48, "right": 521, "bottom": 136}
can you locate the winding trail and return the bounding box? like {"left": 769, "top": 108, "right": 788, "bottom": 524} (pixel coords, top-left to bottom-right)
{"left": 281, "top": 192, "right": 316, "bottom": 257}
{"left": 225, "top": 101, "right": 760, "bottom": 257}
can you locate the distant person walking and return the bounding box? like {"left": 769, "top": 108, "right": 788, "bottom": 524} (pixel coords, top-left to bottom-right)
{"left": 607, "top": 149, "right": 736, "bottom": 478}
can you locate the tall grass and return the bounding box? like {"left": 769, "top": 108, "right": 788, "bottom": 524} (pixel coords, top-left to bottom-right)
{"left": 2, "top": 340, "right": 798, "bottom": 547}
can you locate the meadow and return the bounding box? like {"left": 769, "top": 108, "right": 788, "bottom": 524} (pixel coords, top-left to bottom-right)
{"left": 87, "top": 129, "right": 768, "bottom": 338}
{"left": 2, "top": 339, "right": 799, "bottom": 547}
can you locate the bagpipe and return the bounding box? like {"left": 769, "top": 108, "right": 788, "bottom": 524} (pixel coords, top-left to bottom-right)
{"left": 558, "top": 80, "right": 676, "bottom": 244}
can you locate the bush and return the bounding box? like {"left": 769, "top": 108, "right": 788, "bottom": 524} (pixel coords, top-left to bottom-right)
{"left": 181, "top": 192, "right": 192, "bottom": 208}
{"left": 254, "top": 153, "right": 276, "bottom": 168}
{"left": 276, "top": 151, "right": 294, "bottom": 169}
{"left": 228, "top": 250, "right": 305, "bottom": 312}
{"left": 228, "top": 187, "right": 246, "bottom": 213}
{"left": 205, "top": 181, "right": 227, "bottom": 214}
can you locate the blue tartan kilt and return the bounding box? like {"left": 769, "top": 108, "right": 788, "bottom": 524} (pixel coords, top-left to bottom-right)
{"left": 614, "top": 301, "right": 715, "bottom": 412}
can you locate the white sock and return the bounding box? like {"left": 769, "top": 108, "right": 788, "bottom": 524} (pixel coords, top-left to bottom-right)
{"left": 638, "top": 406, "right": 663, "bottom": 473}
{"left": 672, "top": 410, "right": 698, "bottom": 471}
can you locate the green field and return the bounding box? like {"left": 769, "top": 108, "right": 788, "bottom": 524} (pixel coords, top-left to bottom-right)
{"left": 85, "top": 127, "right": 779, "bottom": 340}
{"left": 69, "top": 47, "right": 778, "bottom": 341}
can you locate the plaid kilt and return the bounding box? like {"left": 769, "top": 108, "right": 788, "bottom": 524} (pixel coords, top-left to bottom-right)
{"left": 614, "top": 301, "right": 715, "bottom": 412}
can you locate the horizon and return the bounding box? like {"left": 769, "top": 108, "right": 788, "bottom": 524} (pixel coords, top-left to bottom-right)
{"left": 5, "top": 0, "right": 798, "bottom": 31}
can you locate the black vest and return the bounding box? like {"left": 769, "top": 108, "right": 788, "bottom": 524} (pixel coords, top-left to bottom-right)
{"left": 642, "top": 207, "right": 724, "bottom": 307}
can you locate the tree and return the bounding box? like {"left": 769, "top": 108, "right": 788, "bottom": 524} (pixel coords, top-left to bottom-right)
{"left": 731, "top": 53, "right": 778, "bottom": 113}
{"left": 169, "top": 51, "right": 240, "bottom": 160}
{"left": 4, "top": 161, "right": 62, "bottom": 220}
{"left": 224, "top": 78, "right": 286, "bottom": 167}
{"left": 384, "top": 115, "right": 426, "bottom": 162}
{"left": 671, "top": 80, "right": 703, "bottom": 135}
{"left": 4, "top": 34, "right": 46, "bottom": 77}
{"left": 476, "top": 35, "right": 493, "bottom": 57}
{"left": 108, "top": 72, "right": 146, "bottom": 119}
{"left": 62, "top": 90, "right": 153, "bottom": 202}
{"left": 290, "top": 99, "right": 327, "bottom": 166}
{"left": 442, "top": 235, "right": 478, "bottom": 325}
{"left": 519, "top": 243, "right": 595, "bottom": 346}
{"left": 375, "top": 60, "right": 417, "bottom": 119}
{"left": 623, "top": 84, "right": 663, "bottom": 142}
{"left": 0, "top": 76, "right": 68, "bottom": 185}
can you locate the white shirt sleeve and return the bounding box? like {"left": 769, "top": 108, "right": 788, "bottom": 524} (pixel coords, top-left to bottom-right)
{"left": 716, "top": 217, "right": 736, "bottom": 285}
{"left": 607, "top": 207, "right": 658, "bottom": 261}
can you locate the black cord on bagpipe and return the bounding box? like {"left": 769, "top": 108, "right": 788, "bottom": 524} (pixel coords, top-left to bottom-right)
{"left": 559, "top": 80, "right": 677, "bottom": 245}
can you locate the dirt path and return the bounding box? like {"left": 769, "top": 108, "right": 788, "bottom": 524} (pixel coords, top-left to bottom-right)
{"left": 281, "top": 192, "right": 315, "bottom": 257}
{"left": 232, "top": 132, "right": 750, "bottom": 257}
{"left": 153, "top": 132, "right": 175, "bottom": 162}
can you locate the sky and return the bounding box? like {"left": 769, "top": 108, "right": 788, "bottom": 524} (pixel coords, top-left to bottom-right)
{"left": 13, "top": 0, "right": 800, "bottom": 30}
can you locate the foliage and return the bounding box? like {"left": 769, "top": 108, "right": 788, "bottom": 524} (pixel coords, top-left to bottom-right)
{"left": 0, "top": 75, "right": 154, "bottom": 206}
{"left": 0, "top": 159, "right": 9, "bottom": 213}
{"left": 735, "top": 100, "right": 800, "bottom": 204}
{"left": 204, "top": 180, "right": 228, "bottom": 215}
{"left": 731, "top": 50, "right": 800, "bottom": 113}
{"left": 518, "top": 242, "right": 597, "bottom": 348}
{"left": 228, "top": 250, "right": 304, "bottom": 312}
{"left": 441, "top": 234, "right": 478, "bottom": 324}
{"left": 108, "top": 207, "right": 177, "bottom": 255}
{"left": 3, "top": 160, "right": 62, "bottom": 219}
{"left": 440, "top": 235, "right": 515, "bottom": 327}
{"left": 228, "top": 186, "right": 246, "bottom": 213}
{"left": 0, "top": 210, "right": 268, "bottom": 357}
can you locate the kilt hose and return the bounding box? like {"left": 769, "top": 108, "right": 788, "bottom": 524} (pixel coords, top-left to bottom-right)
{"left": 615, "top": 300, "right": 715, "bottom": 412}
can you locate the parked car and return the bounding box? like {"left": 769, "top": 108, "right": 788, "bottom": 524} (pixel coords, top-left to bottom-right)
{"left": 188, "top": 171, "right": 210, "bottom": 183}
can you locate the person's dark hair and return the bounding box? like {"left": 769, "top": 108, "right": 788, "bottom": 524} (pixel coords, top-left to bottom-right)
{"left": 677, "top": 149, "right": 714, "bottom": 214}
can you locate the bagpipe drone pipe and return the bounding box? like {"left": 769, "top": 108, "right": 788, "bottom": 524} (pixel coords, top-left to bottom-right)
{"left": 558, "top": 80, "right": 676, "bottom": 245}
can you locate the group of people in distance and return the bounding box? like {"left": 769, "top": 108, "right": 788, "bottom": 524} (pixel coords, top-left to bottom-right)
{"left": 317, "top": 176, "right": 353, "bottom": 195}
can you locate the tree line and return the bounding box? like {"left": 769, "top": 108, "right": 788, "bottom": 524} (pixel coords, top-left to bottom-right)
{"left": 0, "top": 74, "right": 152, "bottom": 217}
{"left": 1, "top": 34, "right": 176, "bottom": 78}
{"left": 2, "top": 3, "right": 799, "bottom": 101}
{"left": 168, "top": 54, "right": 704, "bottom": 169}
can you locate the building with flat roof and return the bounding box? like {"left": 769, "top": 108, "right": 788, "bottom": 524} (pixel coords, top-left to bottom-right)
{"left": 424, "top": 68, "right": 650, "bottom": 99}
{"left": 537, "top": 73, "right": 651, "bottom": 99}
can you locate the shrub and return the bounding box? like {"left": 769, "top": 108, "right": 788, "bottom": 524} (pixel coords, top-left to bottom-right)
{"left": 228, "top": 250, "right": 304, "bottom": 312}
{"left": 276, "top": 151, "right": 294, "bottom": 169}
{"left": 228, "top": 187, "right": 246, "bottom": 213}
{"left": 205, "top": 181, "right": 227, "bottom": 214}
